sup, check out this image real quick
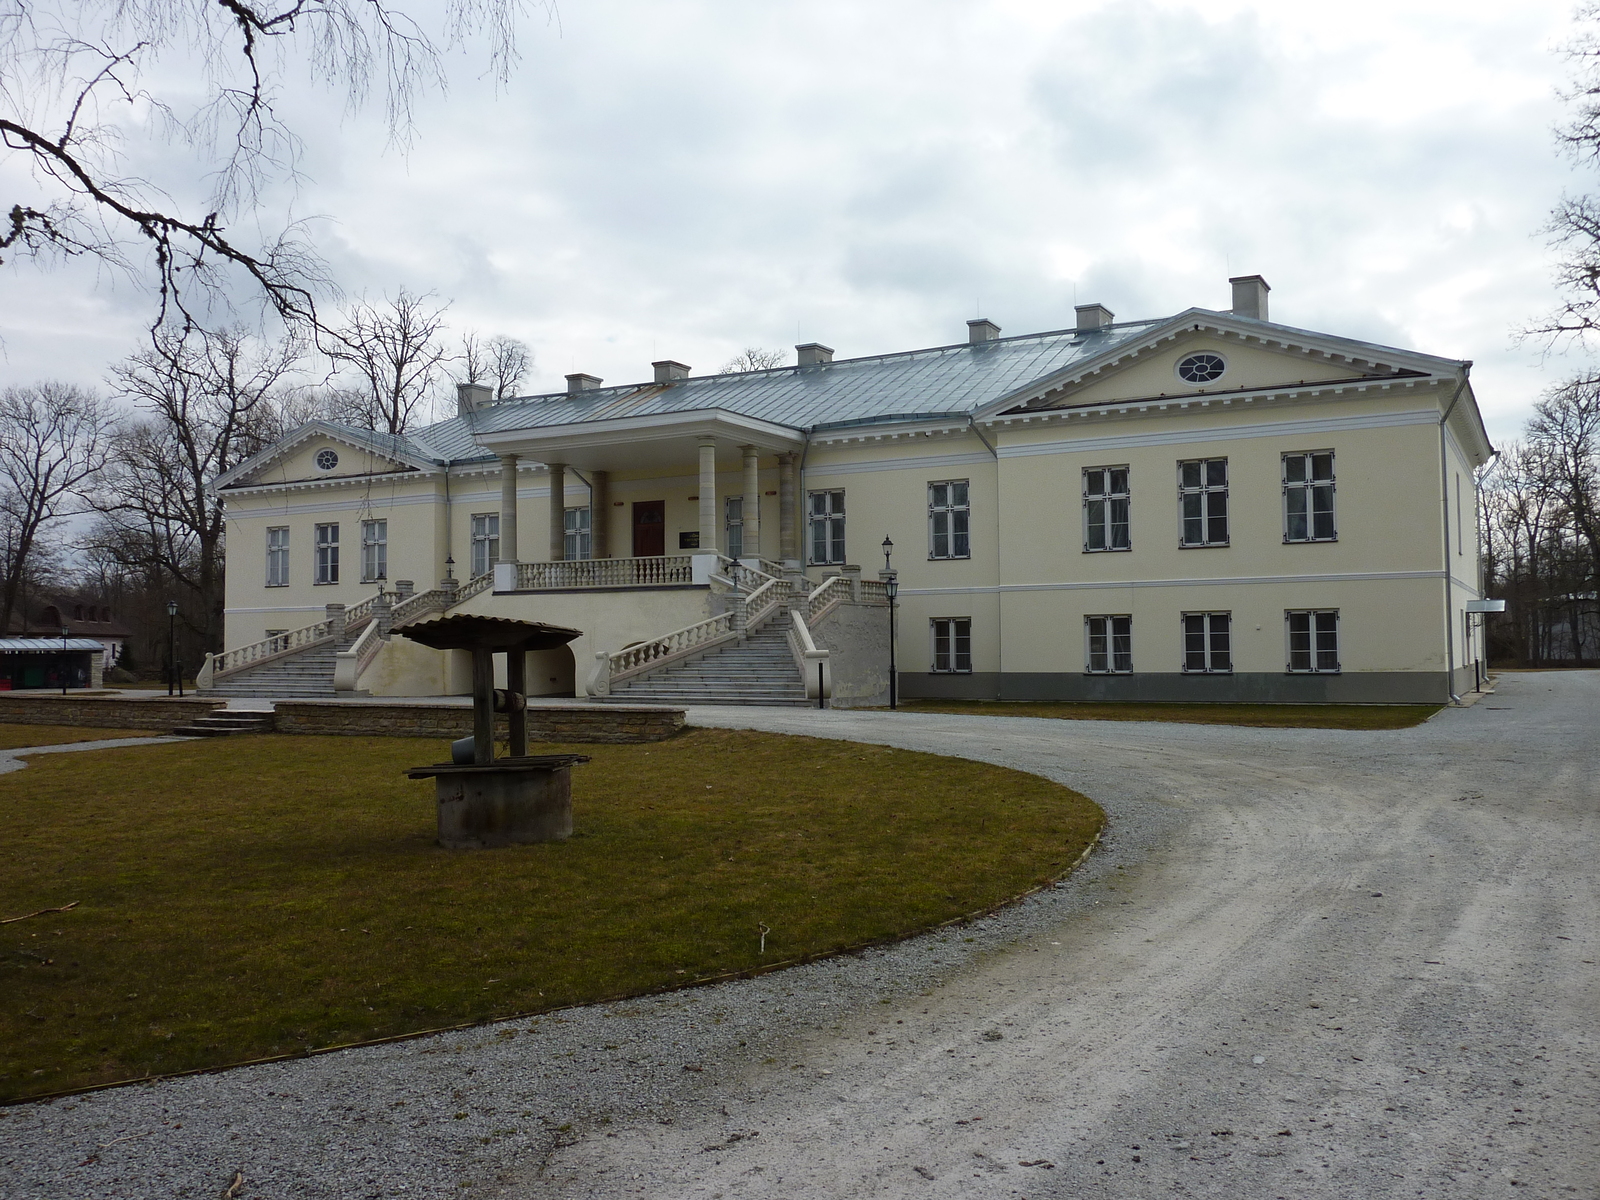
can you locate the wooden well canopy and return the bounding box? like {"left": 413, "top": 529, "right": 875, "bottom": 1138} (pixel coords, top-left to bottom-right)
{"left": 398, "top": 615, "right": 582, "bottom": 762}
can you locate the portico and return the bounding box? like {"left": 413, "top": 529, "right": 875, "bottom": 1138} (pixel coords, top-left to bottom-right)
{"left": 472, "top": 409, "right": 805, "bottom": 574}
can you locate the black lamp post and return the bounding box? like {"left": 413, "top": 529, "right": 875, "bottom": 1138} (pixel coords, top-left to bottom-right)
{"left": 881, "top": 537, "right": 898, "bottom": 711}
{"left": 445, "top": 554, "right": 455, "bottom": 580}
{"left": 60, "top": 625, "right": 70, "bottom": 695}
{"left": 166, "top": 600, "right": 178, "bottom": 697}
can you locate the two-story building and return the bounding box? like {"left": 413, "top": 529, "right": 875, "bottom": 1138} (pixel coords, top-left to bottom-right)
{"left": 205, "top": 276, "right": 1493, "bottom": 706}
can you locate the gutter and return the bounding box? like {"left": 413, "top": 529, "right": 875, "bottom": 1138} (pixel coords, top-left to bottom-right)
{"left": 1438, "top": 365, "right": 1472, "bottom": 704}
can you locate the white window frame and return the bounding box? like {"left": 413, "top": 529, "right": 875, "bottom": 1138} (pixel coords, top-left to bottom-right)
{"left": 470, "top": 512, "right": 500, "bottom": 578}
{"left": 724, "top": 495, "right": 743, "bottom": 560}
{"left": 1283, "top": 451, "right": 1337, "bottom": 543}
{"left": 313, "top": 523, "right": 339, "bottom": 585}
{"left": 1178, "top": 458, "right": 1229, "bottom": 547}
{"left": 930, "top": 617, "right": 972, "bottom": 674}
{"left": 266, "top": 526, "right": 289, "bottom": 587}
{"left": 928, "top": 480, "right": 971, "bottom": 560}
{"left": 1085, "top": 615, "right": 1133, "bottom": 674}
{"left": 808, "top": 489, "right": 845, "bottom": 565}
{"left": 1286, "top": 609, "right": 1340, "bottom": 673}
{"left": 1083, "top": 467, "right": 1131, "bottom": 552}
{"left": 361, "top": 519, "right": 387, "bottom": 583}
{"left": 1181, "top": 611, "right": 1232, "bottom": 673}
{"left": 564, "top": 506, "right": 592, "bottom": 561}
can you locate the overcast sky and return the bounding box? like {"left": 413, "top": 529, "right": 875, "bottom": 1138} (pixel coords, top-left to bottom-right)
{"left": 1, "top": 0, "right": 1593, "bottom": 445}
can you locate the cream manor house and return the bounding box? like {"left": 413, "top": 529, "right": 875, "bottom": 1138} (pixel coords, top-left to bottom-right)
{"left": 202, "top": 276, "right": 1494, "bottom": 707}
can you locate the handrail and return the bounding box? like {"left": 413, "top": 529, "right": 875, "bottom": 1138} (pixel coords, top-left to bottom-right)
{"left": 858, "top": 579, "right": 889, "bottom": 603}
{"left": 212, "top": 620, "right": 333, "bottom": 679}
{"left": 788, "top": 609, "right": 831, "bottom": 701}
{"left": 390, "top": 587, "right": 451, "bottom": 625}
{"left": 741, "top": 575, "right": 785, "bottom": 633}
{"left": 805, "top": 574, "right": 851, "bottom": 622}
{"left": 333, "top": 620, "right": 385, "bottom": 693}
{"left": 719, "top": 556, "right": 777, "bottom": 591}
{"left": 516, "top": 555, "right": 696, "bottom": 590}
{"left": 454, "top": 572, "right": 494, "bottom": 602}
{"left": 608, "top": 610, "right": 737, "bottom": 683}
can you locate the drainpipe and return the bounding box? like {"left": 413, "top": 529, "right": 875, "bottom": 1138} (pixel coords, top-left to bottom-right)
{"left": 797, "top": 430, "right": 812, "bottom": 577}
{"left": 1438, "top": 365, "right": 1472, "bottom": 705}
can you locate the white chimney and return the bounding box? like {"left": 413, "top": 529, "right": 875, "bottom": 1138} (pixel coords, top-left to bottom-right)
{"left": 967, "top": 319, "right": 1001, "bottom": 344}
{"left": 1075, "top": 303, "right": 1115, "bottom": 331}
{"left": 652, "top": 360, "right": 691, "bottom": 384}
{"left": 1229, "top": 275, "right": 1270, "bottom": 321}
{"left": 796, "top": 342, "right": 834, "bottom": 366}
{"left": 566, "top": 373, "right": 603, "bottom": 394}
{"left": 456, "top": 382, "right": 493, "bottom": 415}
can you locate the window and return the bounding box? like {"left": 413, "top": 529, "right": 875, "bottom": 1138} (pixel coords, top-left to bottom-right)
{"left": 1287, "top": 610, "right": 1340, "bottom": 673}
{"left": 724, "top": 496, "right": 743, "bottom": 559}
{"left": 1182, "top": 612, "right": 1232, "bottom": 673}
{"left": 266, "top": 527, "right": 289, "bottom": 586}
{"left": 928, "top": 480, "right": 971, "bottom": 559}
{"left": 470, "top": 513, "right": 499, "bottom": 577}
{"left": 808, "top": 490, "right": 845, "bottom": 564}
{"left": 315, "top": 448, "right": 339, "bottom": 470}
{"left": 931, "top": 618, "right": 972, "bottom": 673}
{"left": 360, "top": 520, "right": 387, "bottom": 582}
{"left": 314, "top": 523, "right": 339, "bottom": 584}
{"left": 1083, "top": 467, "right": 1130, "bottom": 551}
{"left": 1177, "top": 352, "right": 1226, "bottom": 384}
{"left": 564, "top": 506, "right": 592, "bottom": 561}
{"left": 1456, "top": 474, "right": 1463, "bottom": 556}
{"left": 1085, "top": 615, "right": 1132, "bottom": 673}
{"left": 1179, "top": 458, "right": 1229, "bottom": 547}
{"left": 1283, "top": 451, "right": 1336, "bottom": 542}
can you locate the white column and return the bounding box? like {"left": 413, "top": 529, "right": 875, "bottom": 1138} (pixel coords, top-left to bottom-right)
{"left": 547, "top": 462, "right": 566, "bottom": 561}
{"left": 698, "top": 437, "right": 719, "bottom": 553}
{"left": 590, "top": 470, "right": 609, "bottom": 559}
{"left": 778, "top": 451, "right": 797, "bottom": 564}
{"left": 497, "top": 454, "right": 519, "bottom": 563}
{"left": 741, "top": 445, "right": 761, "bottom": 561}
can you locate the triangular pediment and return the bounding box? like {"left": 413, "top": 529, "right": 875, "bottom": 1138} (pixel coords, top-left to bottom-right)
{"left": 976, "top": 309, "right": 1461, "bottom": 419}
{"left": 214, "top": 422, "right": 439, "bottom": 491}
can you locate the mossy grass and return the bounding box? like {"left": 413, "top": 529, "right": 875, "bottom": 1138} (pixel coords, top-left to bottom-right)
{"left": 0, "top": 724, "right": 160, "bottom": 751}
{"left": 889, "top": 699, "right": 1441, "bottom": 730}
{"left": 0, "top": 727, "right": 1101, "bottom": 1103}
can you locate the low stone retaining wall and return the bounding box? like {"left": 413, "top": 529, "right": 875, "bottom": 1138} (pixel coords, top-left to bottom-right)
{"left": 0, "top": 693, "right": 226, "bottom": 730}
{"left": 272, "top": 702, "right": 685, "bottom": 744}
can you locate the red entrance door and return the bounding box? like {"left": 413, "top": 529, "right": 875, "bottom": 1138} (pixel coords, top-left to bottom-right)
{"left": 632, "top": 500, "right": 665, "bottom": 557}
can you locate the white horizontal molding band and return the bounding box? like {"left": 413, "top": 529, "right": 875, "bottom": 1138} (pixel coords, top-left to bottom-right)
{"left": 901, "top": 569, "right": 1449, "bottom": 597}
{"left": 226, "top": 486, "right": 556, "bottom": 518}
{"left": 222, "top": 605, "right": 331, "bottom": 614}
{"left": 996, "top": 408, "right": 1439, "bottom": 459}
{"left": 804, "top": 450, "right": 995, "bottom": 478}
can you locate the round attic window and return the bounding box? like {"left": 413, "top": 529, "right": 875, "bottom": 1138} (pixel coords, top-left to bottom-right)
{"left": 1176, "top": 352, "right": 1226, "bottom": 385}
{"left": 315, "top": 449, "right": 339, "bottom": 470}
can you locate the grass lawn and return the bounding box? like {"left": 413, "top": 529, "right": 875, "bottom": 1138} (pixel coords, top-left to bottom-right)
{"left": 0, "top": 724, "right": 161, "bottom": 751}
{"left": 0, "top": 727, "right": 1101, "bottom": 1102}
{"left": 890, "top": 699, "right": 1441, "bottom": 730}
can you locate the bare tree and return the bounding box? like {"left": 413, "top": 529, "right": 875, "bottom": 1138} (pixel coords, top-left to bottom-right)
{"left": 458, "top": 332, "right": 531, "bottom": 400}
{"left": 323, "top": 289, "right": 451, "bottom": 434}
{"left": 0, "top": 2, "right": 532, "bottom": 334}
{"left": 95, "top": 328, "right": 303, "bottom": 652}
{"left": 0, "top": 382, "right": 113, "bottom": 632}
{"left": 719, "top": 347, "right": 788, "bottom": 374}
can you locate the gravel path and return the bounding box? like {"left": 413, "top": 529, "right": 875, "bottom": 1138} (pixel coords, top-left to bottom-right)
{"left": 2, "top": 672, "right": 1595, "bottom": 1199}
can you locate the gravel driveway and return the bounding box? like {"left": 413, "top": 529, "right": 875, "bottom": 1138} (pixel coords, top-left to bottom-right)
{"left": 2, "top": 671, "right": 1595, "bottom": 1199}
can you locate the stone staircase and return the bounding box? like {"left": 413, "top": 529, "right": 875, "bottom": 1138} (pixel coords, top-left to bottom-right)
{"left": 606, "top": 621, "right": 810, "bottom": 707}
{"left": 172, "top": 711, "right": 277, "bottom": 737}
{"left": 200, "top": 639, "right": 346, "bottom": 699}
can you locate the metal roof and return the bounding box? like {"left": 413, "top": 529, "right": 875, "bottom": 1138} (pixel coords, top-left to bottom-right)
{"left": 0, "top": 638, "right": 109, "bottom": 652}
{"left": 401, "top": 321, "right": 1163, "bottom": 465}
